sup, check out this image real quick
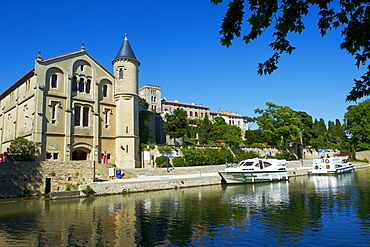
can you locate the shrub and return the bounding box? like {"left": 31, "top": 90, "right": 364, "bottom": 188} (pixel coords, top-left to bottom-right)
{"left": 182, "top": 148, "right": 205, "bottom": 166}
{"left": 81, "top": 185, "right": 95, "bottom": 196}
{"left": 21, "top": 188, "right": 30, "bottom": 197}
{"left": 155, "top": 156, "right": 169, "bottom": 167}
{"left": 235, "top": 150, "right": 260, "bottom": 162}
{"left": 273, "top": 151, "right": 295, "bottom": 160}
{"left": 173, "top": 156, "right": 186, "bottom": 167}
{"left": 5, "top": 137, "right": 39, "bottom": 161}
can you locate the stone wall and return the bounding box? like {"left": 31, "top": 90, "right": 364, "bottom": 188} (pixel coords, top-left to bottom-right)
{"left": 0, "top": 160, "right": 118, "bottom": 198}
{"left": 356, "top": 151, "right": 370, "bottom": 161}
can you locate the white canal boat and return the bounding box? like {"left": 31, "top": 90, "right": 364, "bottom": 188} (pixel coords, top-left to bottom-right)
{"left": 309, "top": 157, "right": 355, "bottom": 175}
{"left": 218, "top": 158, "right": 289, "bottom": 184}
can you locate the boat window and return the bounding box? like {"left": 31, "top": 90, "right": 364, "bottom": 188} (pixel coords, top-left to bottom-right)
{"left": 259, "top": 160, "right": 263, "bottom": 169}
{"left": 263, "top": 162, "right": 271, "bottom": 168}
{"left": 242, "top": 162, "right": 254, "bottom": 166}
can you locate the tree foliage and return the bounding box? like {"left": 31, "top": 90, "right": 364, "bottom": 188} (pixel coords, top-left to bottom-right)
{"left": 255, "top": 102, "right": 301, "bottom": 147}
{"left": 139, "top": 110, "right": 152, "bottom": 144}
{"left": 211, "top": 0, "right": 370, "bottom": 101}
{"left": 245, "top": 102, "right": 346, "bottom": 149}
{"left": 164, "top": 108, "right": 188, "bottom": 142}
{"left": 5, "top": 137, "right": 39, "bottom": 161}
{"left": 139, "top": 97, "right": 149, "bottom": 110}
{"left": 342, "top": 99, "right": 370, "bottom": 151}
{"left": 198, "top": 113, "right": 213, "bottom": 144}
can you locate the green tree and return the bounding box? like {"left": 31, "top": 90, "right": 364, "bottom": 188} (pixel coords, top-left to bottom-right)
{"left": 244, "top": 129, "right": 265, "bottom": 145}
{"left": 311, "top": 118, "right": 327, "bottom": 147}
{"left": 223, "top": 125, "right": 243, "bottom": 150}
{"left": 198, "top": 113, "right": 213, "bottom": 144}
{"left": 139, "top": 97, "right": 149, "bottom": 110}
{"left": 5, "top": 137, "right": 39, "bottom": 161}
{"left": 211, "top": 117, "right": 227, "bottom": 141}
{"left": 297, "top": 111, "right": 314, "bottom": 146}
{"left": 211, "top": 0, "right": 370, "bottom": 101}
{"left": 139, "top": 110, "right": 152, "bottom": 144}
{"left": 255, "top": 102, "right": 301, "bottom": 147}
{"left": 343, "top": 99, "right": 370, "bottom": 151}
{"left": 163, "top": 108, "right": 188, "bottom": 144}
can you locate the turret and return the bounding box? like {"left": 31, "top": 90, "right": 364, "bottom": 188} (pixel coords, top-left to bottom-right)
{"left": 112, "top": 34, "right": 140, "bottom": 95}
{"left": 113, "top": 34, "right": 140, "bottom": 169}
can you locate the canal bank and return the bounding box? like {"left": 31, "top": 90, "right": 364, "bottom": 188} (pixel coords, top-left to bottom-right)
{"left": 65, "top": 160, "right": 370, "bottom": 199}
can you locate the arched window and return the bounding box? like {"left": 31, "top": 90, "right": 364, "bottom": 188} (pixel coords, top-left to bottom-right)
{"left": 51, "top": 74, "right": 57, "bottom": 88}
{"left": 195, "top": 112, "right": 198, "bottom": 118}
{"left": 102, "top": 85, "right": 108, "bottom": 97}
{"left": 190, "top": 111, "right": 193, "bottom": 117}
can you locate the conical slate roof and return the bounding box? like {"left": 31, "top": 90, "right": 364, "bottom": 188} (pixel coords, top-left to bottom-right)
{"left": 114, "top": 34, "right": 137, "bottom": 61}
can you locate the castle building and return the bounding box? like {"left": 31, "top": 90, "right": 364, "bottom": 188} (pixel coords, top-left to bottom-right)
{"left": 0, "top": 35, "right": 140, "bottom": 168}
{"left": 210, "top": 110, "right": 249, "bottom": 130}
{"left": 138, "top": 84, "right": 161, "bottom": 112}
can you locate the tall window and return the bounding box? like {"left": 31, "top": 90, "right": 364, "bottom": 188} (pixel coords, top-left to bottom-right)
{"left": 74, "top": 106, "right": 81, "bottom": 126}
{"left": 195, "top": 112, "right": 198, "bottom": 118}
{"left": 72, "top": 76, "right": 77, "bottom": 92}
{"left": 104, "top": 109, "right": 111, "bottom": 128}
{"left": 83, "top": 107, "right": 89, "bottom": 126}
{"left": 190, "top": 111, "right": 193, "bottom": 117}
{"left": 25, "top": 80, "right": 30, "bottom": 92}
{"left": 102, "top": 85, "right": 108, "bottom": 97}
{"left": 51, "top": 74, "right": 57, "bottom": 88}
{"left": 86, "top": 79, "right": 91, "bottom": 94}
{"left": 74, "top": 105, "right": 90, "bottom": 127}
{"left": 51, "top": 101, "right": 58, "bottom": 124}
{"left": 78, "top": 78, "right": 84, "bottom": 92}
{"left": 119, "top": 69, "right": 123, "bottom": 79}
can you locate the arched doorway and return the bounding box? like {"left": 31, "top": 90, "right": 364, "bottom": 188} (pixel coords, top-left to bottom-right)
{"left": 72, "top": 149, "right": 88, "bottom": 160}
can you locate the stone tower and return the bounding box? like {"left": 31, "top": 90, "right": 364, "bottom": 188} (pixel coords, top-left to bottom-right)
{"left": 112, "top": 34, "right": 140, "bottom": 168}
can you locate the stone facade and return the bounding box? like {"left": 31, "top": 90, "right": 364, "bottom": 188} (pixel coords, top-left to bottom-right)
{"left": 138, "top": 84, "right": 161, "bottom": 112}
{"left": 0, "top": 161, "right": 122, "bottom": 197}
{"left": 0, "top": 35, "right": 140, "bottom": 169}
{"left": 210, "top": 110, "right": 249, "bottom": 130}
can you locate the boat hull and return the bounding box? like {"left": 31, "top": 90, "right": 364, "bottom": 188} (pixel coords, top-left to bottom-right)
{"left": 309, "top": 165, "right": 355, "bottom": 175}
{"left": 218, "top": 171, "right": 289, "bottom": 184}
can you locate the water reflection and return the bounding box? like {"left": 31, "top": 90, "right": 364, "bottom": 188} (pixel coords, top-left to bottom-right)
{"left": 0, "top": 169, "right": 370, "bottom": 246}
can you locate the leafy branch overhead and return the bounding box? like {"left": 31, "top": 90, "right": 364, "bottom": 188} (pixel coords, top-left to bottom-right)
{"left": 211, "top": 0, "right": 370, "bottom": 101}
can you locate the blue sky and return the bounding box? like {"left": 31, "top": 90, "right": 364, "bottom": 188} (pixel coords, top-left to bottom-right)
{"left": 0, "top": 0, "right": 367, "bottom": 127}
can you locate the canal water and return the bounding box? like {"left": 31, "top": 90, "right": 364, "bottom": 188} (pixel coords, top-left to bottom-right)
{"left": 1, "top": 168, "right": 370, "bottom": 246}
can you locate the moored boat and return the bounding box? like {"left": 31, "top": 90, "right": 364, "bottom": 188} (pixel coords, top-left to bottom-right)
{"left": 218, "top": 158, "right": 289, "bottom": 184}
{"left": 309, "top": 157, "right": 355, "bottom": 175}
